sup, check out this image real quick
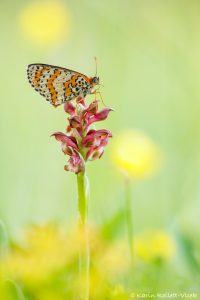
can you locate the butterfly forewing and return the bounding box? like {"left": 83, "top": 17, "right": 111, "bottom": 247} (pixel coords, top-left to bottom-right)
{"left": 27, "top": 64, "right": 92, "bottom": 106}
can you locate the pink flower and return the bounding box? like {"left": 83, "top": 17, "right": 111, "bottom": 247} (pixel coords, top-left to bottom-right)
{"left": 52, "top": 132, "right": 77, "bottom": 151}
{"left": 82, "top": 129, "right": 112, "bottom": 148}
{"left": 64, "top": 152, "right": 84, "bottom": 174}
{"left": 52, "top": 98, "right": 112, "bottom": 173}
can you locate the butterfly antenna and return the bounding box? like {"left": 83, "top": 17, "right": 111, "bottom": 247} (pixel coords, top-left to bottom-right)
{"left": 93, "top": 58, "right": 107, "bottom": 106}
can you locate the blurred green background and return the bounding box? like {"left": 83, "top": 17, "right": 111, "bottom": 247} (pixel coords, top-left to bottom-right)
{"left": 0, "top": 0, "right": 200, "bottom": 295}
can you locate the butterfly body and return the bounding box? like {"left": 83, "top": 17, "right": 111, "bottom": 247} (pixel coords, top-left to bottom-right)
{"left": 27, "top": 64, "right": 99, "bottom": 106}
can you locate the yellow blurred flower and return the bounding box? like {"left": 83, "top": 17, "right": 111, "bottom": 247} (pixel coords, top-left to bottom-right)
{"left": 111, "top": 130, "right": 162, "bottom": 179}
{"left": 2, "top": 223, "right": 108, "bottom": 294}
{"left": 18, "top": 0, "right": 71, "bottom": 47}
{"left": 97, "top": 239, "right": 129, "bottom": 276}
{"left": 135, "top": 230, "right": 176, "bottom": 263}
{"left": 3, "top": 224, "right": 78, "bottom": 286}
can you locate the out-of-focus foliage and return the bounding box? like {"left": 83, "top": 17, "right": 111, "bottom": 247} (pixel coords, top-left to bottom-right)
{"left": 0, "top": 0, "right": 200, "bottom": 297}
{"left": 1, "top": 224, "right": 128, "bottom": 299}
{"left": 1, "top": 224, "right": 198, "bottom": 300}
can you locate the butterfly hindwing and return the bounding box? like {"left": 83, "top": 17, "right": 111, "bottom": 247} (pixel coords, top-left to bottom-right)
{"left": 27, "top": 64, "right": 91, "bottom": 106}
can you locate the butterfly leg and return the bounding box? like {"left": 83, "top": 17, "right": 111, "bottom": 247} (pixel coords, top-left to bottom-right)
{"left": 92, "top": 89, "right": 106, "bottom": 106}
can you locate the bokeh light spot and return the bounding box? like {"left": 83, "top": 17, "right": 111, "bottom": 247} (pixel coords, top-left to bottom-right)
{"left": 18, "top": 0, "right": 71, "bottom": 48}
{"left": 135, "top": 230, "right": 176, "bottom": 262}
{"left": 111, "top": 130, "right": 162, "bottom": 179}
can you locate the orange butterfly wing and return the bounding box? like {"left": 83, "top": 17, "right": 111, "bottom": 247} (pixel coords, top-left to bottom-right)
{"left": 27, "top": 64, "right": 92, "bottom": 106}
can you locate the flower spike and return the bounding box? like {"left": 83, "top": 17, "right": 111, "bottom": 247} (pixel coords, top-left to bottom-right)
{"left": 52, "top": 98, "right": 112, "bottom": 173}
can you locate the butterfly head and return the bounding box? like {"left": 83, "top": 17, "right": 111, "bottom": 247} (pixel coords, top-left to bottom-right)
{"left": 91, "top": 76, "right": 100, "bottom": 86}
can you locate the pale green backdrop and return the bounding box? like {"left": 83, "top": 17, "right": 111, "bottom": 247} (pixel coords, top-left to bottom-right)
{"left": 0, "top": 0, "right": 200, "bottom": 250}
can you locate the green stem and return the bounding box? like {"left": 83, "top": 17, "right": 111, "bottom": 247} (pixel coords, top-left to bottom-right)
{"left": 124, "top": 178, "right": 134, "bottom": 265}
{"left": 77, "top": 171, "right": 90, "bottom": 300}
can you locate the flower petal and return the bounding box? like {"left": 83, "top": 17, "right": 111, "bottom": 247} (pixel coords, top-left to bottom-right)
{"left": 64, "top": 101, "right": 75, "bottom": 115}
{"left": 82, "top": 129, "right": 112, "bottom": 148}
{"left": 88, "top": 108, "right": 113, "bottom": 125}
{"left": 64, "top": 152, "right": 84, "bottom": 174}
{"left": 51, "top": 132, "right": 78, "bottom": 149}
{"left": 76, "top": 97, "right": 86, "bottom": 106}
{"left": 68, "top": 116, "right": 81, "bottom": 128}
{"left": 87, "top": 100, "right": 99, "bottom": 114}
{"left": 86, "top": 146, "right": 104, "bottom": 161}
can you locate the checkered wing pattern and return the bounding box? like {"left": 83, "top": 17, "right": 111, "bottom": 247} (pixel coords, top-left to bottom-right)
{"left": 27, "top": 64, "right": 91, "bottom": 106}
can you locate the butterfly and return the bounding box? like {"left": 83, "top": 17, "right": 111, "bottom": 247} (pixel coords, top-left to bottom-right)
{"left": 27, "top": 63, "right": 100, "bottom": 107}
